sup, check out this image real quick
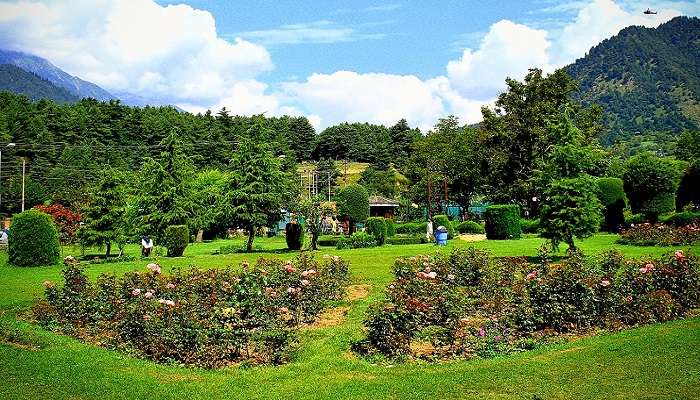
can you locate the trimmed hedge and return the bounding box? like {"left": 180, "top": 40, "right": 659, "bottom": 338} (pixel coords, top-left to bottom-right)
{"left": 520, "top": 218, "right": 540, "bottom": 234}
{"left": 336, "top": 184, "right": 369, "bottom": 226}
{"left": 455, "top": 220, "right": 485, "bottom": 234}
{"left": 8, "top": 210, "right": 61, "bottom": 267}
{"left": 395, "top": 222, "right": 427, "bottom": 235}
{"left": 661, "top": 211, "right": 700, "bottom": 227}
{"left": 317, "top": 235, "right": 341, "bottom": 247}
{"left": 365, "top": 217, "right": 388, "bottom": 245}
{"left": 386, "top": 234, "right": 429, "bottom": 245}
{"left": 285, "top": 222, "right": 304, "bottom": 250}
{"left": 597, "top": 177, "right": 626, "bottom": 233}
{"left": 163, "top": 225, "right": 189, "bottom": 257}
{"left": 625, "top": 213, "right": 646, "bottom": 225}
{"left": 433, "top": 214, "right": 455, "bottom": 239}
{"left": 385, "top": 218, "right": 396, "bottom": 238}
{"left": 336, "top": 232, "right": 376, "bottom": 249}
{"left": 484, "top": 205, "right": 521, "bottom": 240}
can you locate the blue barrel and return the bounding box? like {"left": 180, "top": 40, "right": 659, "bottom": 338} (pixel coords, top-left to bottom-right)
{"left": 435, "top": 230, "right": 448, "bottom": 245}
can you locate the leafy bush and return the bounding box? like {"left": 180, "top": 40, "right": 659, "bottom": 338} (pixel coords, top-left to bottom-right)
{"left": 597, "top": 177, "right": 626, "bottom": 232}
{"left": 623, "top": 152, "right": 682, "bottom": 222}
{"left": 395, "top": 222, "right": 427, "bottom": 235}
{"left": 618, "top": 223, "right": 700, "bottom": 246}
{"left": 285, "top": 222, "right": 304, "bottom": 250}
{"left": 455, "top": 220, "right": 485, "bottom": 234}
{"left": 386, "top": 234, "right": 429, "bottom": 245}
{"left": 366, "top": 217, "right": 388, "bottom": 245}
{"left": 432, "top": 214, "right": 454, "bottom": 239}
{"left": 335, "top": 184, "right": 369, "bottom": 226}
{"left": 33, "top": 204, "right": 81, "bottom": 244}
{"left": 484, "top": 205, "right": 521, "bottom": 240}
{"left": 520, "top": 219, "right": 540, "bottom": 234}
{"left": 33, "top": 254, "right": 350, "bottom": 368}
{"left": 355, "top": 248, "right": 700, "bottom": 360}
{"left": 661, "top": 211, "right": 700, "bottom": 227}
{"left": 625, "top": 213, "right": 646, "bottom": 225}
{"left": 385, "top": 218, "right": 396, "bottom": 237}
{"left": 336, "top": 232, "right": 377, "bottom": 249}
{"left": 8, "top": 210, "right": 60, "bottom": 267}
{"left": 317, "top": 235, "right": 341, "bottom": 247}
{"left": 162, "top": 225, "right": 189, "bottom": 257}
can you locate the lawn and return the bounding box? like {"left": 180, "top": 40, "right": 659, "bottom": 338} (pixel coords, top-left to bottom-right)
{"left": 1, "top": 234, "right": 699, "bottom": 399}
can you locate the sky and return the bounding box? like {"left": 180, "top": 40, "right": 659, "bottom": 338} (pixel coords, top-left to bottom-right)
{"left": 0, "top": 0, "right": 698, "bottom": 131}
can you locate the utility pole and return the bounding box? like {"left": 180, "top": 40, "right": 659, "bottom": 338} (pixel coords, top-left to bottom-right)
{"left": 327, "top": 171, "right": 331, "bottom": 202}
{"left": 0, "top": 143, "right": 16, "bottom": 216}
{"left": 21, "top": 157, "right": 26, "bottom": 212}
{"left": 427, "top": 161, "right": 432, "bottom": 220}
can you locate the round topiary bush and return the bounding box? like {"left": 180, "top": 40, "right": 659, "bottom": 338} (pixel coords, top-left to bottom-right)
{"left": 597, "top": 177, "right": 626, "bottom": 232}
{"left": 8, "top": 210, "right": 60, "bottom": 267}
{"left": 484, "top": 205, "right": 521, "bottom": 240}
{"left": 162, "top": 225, "right": 189, "bottom": 257}
{"left": 455, "top": 220, "right": 485, "bottom": 234}
{"left": 432, "top": 214, "right": 455, "bottom": 239}
{"left": 285, "top": 221, "right": 304, "bottom": 250}
{"left": 335, "top": 184, "right": 369, "bottom": 231}
{"left": 365, "top": 217, "right": 388, "bottom": 245}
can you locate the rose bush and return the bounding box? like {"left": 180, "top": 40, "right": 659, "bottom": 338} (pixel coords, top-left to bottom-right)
{"left": 618, "top": 223, "right": 700, "bottom": 246}
{"left": 33, "top": 253, "right": 350, "bottom": 368}
{"left": 355, "top": 248, "right": 700, "bottom": 360}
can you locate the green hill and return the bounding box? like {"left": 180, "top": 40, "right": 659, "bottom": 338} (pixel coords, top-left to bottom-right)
{"left": 566, "top": 16, "right": 700, "bottom": 145}
{"left": 0, "top": 63, "right": 79, "bottom": 103}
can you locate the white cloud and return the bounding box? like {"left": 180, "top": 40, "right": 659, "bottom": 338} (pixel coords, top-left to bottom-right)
{"left": 283, "top": 71, "right": 446, "bottom": 131}
{"left": 0, "top": 0, "right": 273, "bottom": 106}
{"left": 237, "top": 20, "right": 385, "bottom": 45}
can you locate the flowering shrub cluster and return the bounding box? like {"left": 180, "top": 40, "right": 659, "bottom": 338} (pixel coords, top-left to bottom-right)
{"left": 618, "top": 223, "right": 700, "bottom": 246}
{"left": 33, "top": 253, "right": 350, "bottom": 368}
{"left": 33, "top": 204, "right": 81, "bottom": 244}
{"left": 355, "top": 248, "right": 700, "bottom": 360}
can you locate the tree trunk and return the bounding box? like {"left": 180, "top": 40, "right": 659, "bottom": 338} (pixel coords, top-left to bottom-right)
{"left": 246, "top": 226, "right": 255, "bottom": 252}
{"left": 196, "top": 229, "right": 204, "bottom": 242}
{"left": 311, "top": 231, "right": 319, "bottom": 250}
{"left": 106, "top": 242, "right": 111, "bottom": 257}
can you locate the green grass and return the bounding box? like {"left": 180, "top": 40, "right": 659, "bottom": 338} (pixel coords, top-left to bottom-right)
{"left": 1, "top": 234, "right": 699, "bottom": 399}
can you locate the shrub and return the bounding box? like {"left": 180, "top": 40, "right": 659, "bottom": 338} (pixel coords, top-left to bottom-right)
{"left": 285, "top": 222, "right": 304, "bottom": 250}
{"left": 34, "top": 254, "right": 350, "bottom": 368}
{"left": 625, "top": 213, "right": 646, "bottom": 225}
{"left": 335, "top": 184, "right": 369, "bottom": 228}
{"left": 385, "top": 218, "right": 396, "bottom": 237}
{"left": 484, "top": 205, "right": 521, "bottom": 240}
{"left": 395, "top": 222, "right": 427, "bottom": 235}
{"left": 618, "top": 223, "right": 700, "bottom": 246}
{"left": 33, "top": 204, "right": 81, "bottom": 244}
{"left": 623, "top": 152, "right": 682, "bottom": 222}
{"left": 597, "top": 177, "right": 626, "bottom": 232}
{"left": 355, "top": 248, "right": 700, "bottom": 360}
{"left": 366, "top": 217, "right": 388, "bottom": 245}
{"left": 520, "top": 219, "right": 539, "bottom": 234}
{"left": 455, "top": 220, "right": 485, "bottom": 234}
{"left": 661, "top": 211, "right": 700, "bottom": 227}
{"left": 336, "top": 232, "right": 377, "bottom": 249}
{"left": 162, "top": 225, "right": 189, "bottom": 257}
{"left": 317, "top": 235, "right": 341, "bottom": 247}
{"left": 8, "top": 210, "right": 60, "bottom": 267}
{"left": 432, "top": 214, "right": 454, "bottom": 239}
{"left": 386, "top": 234, "right": 428, "bottom": 245}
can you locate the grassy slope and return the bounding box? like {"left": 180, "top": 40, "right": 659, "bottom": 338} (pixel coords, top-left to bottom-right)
{"left": 1, "top": 234, "right": 699, "bottom": 399}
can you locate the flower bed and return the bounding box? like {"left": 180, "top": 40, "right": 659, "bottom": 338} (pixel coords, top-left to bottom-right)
{"left": 618, "top": 223, "right": 700, "bottom": 246}
{"left": 33, "top": 253, "right": 350, "bottom": 368}
{"left": 353, "top": 248, "right": 699, "bottom": 360}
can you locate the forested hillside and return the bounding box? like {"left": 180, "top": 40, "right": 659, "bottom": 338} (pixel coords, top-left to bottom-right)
{"left": 0, "top": 64, "right": 79, "bottom": 103}
{"left": 567, "top": 16, "right": 700, "bottom": 144}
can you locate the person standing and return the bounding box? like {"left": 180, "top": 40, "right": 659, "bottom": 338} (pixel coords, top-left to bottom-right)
{"left": 141, "top": 235, "right": 154, "bottom": 257}
{"left": 426, "top": 219, "right": 434, "bottom": 241}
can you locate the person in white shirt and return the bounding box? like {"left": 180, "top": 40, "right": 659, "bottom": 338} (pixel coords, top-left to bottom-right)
{"left": 141, "top": 235, "right": 154, "bottom": 257}
{"left": 426, "top": 219, "right": 434, "bottom": 240}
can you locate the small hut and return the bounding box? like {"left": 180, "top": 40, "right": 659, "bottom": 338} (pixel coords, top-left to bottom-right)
{"left": 369, "top": 195, "right": 400, "bottom": 218}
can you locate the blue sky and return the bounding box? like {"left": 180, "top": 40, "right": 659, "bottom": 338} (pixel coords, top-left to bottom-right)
{"left": 1, "top": 0, "right": 699, "bottom": 130}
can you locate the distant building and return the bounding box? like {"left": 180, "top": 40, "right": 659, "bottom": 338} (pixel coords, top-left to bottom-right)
{"left": 369, "top": 195, "right": 400, "bottom": 218}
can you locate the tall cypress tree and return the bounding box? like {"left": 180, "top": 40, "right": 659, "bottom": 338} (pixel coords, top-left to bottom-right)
{"left": 76, "top": 169, "right": 125, "bottom": 256}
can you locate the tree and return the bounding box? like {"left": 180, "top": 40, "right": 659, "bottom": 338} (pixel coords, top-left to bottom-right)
{"left": 623, "top": 152, "right": 683, "bottom": 221}
{"left": 229, "top": 117, "right": 291, "bottom": 252}
{"left": 675, "top": 130, "right": 700, "bottom": 161}
{"left": 133, "top": 130, "right": 194, "bottom": 240}
{"left": 76, "top": 170, "right": 126, "bottom": 256}
{"left": 335, "top": 184, "right": 369, "bottom": 233}
{"left": 288, "top": 116, "right": 317, "bottom": 161}
{"left": 389, "top": 119, "right": 420, "bottom": 167}
{"left": 539, "top": 177, "right": 603, "bottom": 251}
{"left": 295, "top": 195, "right": 334, "bottom": 250}
{"left": 359, "top": 165, "right": 404, "bottom": 198}
{"left": 188, "top": 169, "right": 232, "bottom": 241}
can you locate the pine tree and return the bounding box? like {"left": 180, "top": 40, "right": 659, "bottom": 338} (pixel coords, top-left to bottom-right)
{"left": 76, "top": 169, "right": 125, "bottom": 256}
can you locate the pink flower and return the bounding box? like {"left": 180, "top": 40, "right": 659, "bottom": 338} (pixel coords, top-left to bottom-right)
{"left": 639, "top": 267, "right": 648, "bottom": 274}
{"left": 600, "top": 279, "right": 611, "bottom": 287}
{"left": 301, "top": 279, "right": 310, "bottom": 286}
{"left": 284, "top": 263, "right": 296, "bottom": 273}
{"left": 287, "top": 287, "right": 299, "bottom": 295}
{"left": 478, "top": 327, "right": 486, "bottom": 337}
{"left": 158, "top": 299, "right": 175, "bottom": 307}
{"left": 223, "top": 281, "right": 231, "bottom": 289}
{"left": 645, "top": 263, "right": 655, "bottom": 271}
{"left": 166, "top": 283, "right": 176, "bottom": 290}
{"left": 265, "top": 287, "right": 277, "bottom": 297}
{"left": 388, "top": 284, "right": 395, "bottom": 290}
{"left": 526, "top": 271, "right": 538, "bottom": 280}
{"left": 675, "top": 250, "right": 685, "bottom": 262}
{"left": 144, "top": 291, "right": 154, "bottom": 299}
{"left": 143, "top": 315, "right": 151, "bottom": 321}
{"left": 146, "top": 263, "right": 161, "bottom": 274}
{"left": 278, "top": 307, "right": 289, "bottom": 314}
{"left": 131, "top": 288, "right": 141, "bottom": 296}
{"left": 426, "top": 271, "right": 437, "bottom": 279}
{"left": 416, "top": 271, "right": 428, "bottom": 279}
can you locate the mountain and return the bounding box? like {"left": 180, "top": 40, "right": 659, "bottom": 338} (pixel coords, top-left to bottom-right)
{"left": 566, "top": 16, "right": 700, "bottom": 145}
{"left": 0, "top": 64, "right": 79, "bottom": 103}
{"left": 0, "top": 49, "right": 115, "bottom": 101}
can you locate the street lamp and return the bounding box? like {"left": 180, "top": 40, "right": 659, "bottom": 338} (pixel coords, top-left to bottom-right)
{"left": 0, "top": 142, "right": 16, "bottom": 218}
